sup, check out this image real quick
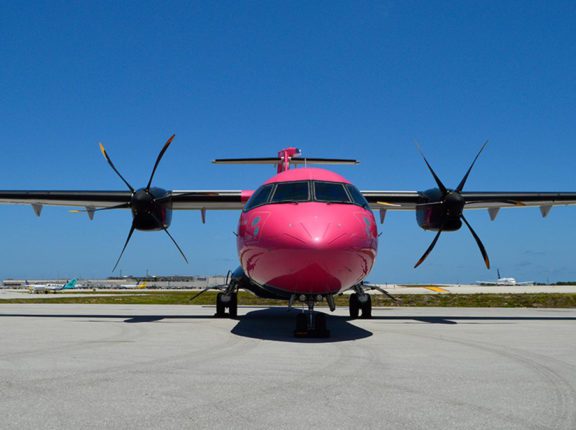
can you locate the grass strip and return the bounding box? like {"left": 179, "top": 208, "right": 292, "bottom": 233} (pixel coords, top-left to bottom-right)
{"left": 1, "top": 292, "right": 576, "bottom": 307}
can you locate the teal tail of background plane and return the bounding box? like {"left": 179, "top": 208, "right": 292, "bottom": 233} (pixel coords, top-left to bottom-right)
{"left": 62, "top": 279, "right": 77, "bottom": 290}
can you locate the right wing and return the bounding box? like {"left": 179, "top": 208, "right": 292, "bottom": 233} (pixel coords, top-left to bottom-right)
{"left": 361, "top": 190, "right": 576, "bottom": 214}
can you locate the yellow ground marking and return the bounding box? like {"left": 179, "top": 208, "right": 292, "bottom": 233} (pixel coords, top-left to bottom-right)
{"left": 423, "top": 286, "right": 449, "bottom": 293}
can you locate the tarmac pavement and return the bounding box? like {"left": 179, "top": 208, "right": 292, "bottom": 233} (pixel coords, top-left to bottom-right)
{"left": 1, "top": 304, "right": 575, "bottom": 430}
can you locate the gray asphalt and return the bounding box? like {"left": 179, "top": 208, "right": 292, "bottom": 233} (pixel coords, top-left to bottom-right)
{"left": 1, "top": 304, "right": 575, "bottom": 430}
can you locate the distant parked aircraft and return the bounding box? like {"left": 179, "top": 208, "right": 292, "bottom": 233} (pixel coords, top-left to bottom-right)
{"left": 119, "top": 280, "right": 148, "bottom": 289}
{"left": 477, "top": 270, "right": 534, "bottom": 286}
{"left": 28, "top": 278, "right": 78, "bottom": 294}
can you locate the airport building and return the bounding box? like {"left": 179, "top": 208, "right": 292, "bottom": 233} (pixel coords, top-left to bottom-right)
{"left": 1, "top": 275, "right": 227, "bottom": 290}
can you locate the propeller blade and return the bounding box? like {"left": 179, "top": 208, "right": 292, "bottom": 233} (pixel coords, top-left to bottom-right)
{"left": 461, "top": 214, "right": 490, "bottom": 269}
{"left": 189, "top": 284, "right": 228, "bottom": 302}
{"left": 148, "top": 212, "right": 188, "bottom": 264}
{"left": 415, "top": 143, "right": 447, "bottom": 195}
{"left": 189, "top": 288, "right": 210, "bottom": 302}
{"left": 146, "top": 134, "right": 175, "bottom": 191}
{"left": 99, "top": 143, "right": 135, "bottom": 193}
{"left": 414, "top": 229, "right": 443, "bottom": 268}
{"left": 161, "top": 227, "right": 189, "bottom": 264}
{"left": 112, "top": 222, "right": 137, "bottom": 272}
{"left": 456, "top": 140, "right": 489, "bottom": 192}
{"left": 365, "top": 285, "right": 401, "bottom": 303}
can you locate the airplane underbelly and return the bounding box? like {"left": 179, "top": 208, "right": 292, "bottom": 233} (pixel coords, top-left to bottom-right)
{"left": 239, "top": 245, "right": 376, "bottom": 295}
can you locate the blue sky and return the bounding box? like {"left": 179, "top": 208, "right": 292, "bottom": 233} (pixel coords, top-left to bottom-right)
{"left": 1, "top": 1, "right": 575, "bottom": 282}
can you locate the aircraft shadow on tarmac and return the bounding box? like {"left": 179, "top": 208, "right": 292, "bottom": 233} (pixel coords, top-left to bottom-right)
{"left": 230, "top": 308, "right": 373, "bottom": 343}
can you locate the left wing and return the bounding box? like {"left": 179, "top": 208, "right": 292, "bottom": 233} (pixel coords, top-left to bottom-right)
{"left": 0, "top": 190, "right": 245, "bottom": 212}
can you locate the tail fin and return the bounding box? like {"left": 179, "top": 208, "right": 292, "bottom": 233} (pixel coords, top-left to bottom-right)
{"left": 63, "top": 279, "right": 77, "bottom": 290}
{"left": 213, "top": 147, "right": 359, "bottom": 173}
{"left": 137, "top": 281, "right": 147, "bottom": 289}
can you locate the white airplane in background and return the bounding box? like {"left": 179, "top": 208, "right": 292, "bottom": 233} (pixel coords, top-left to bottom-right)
{"left": 28, "top": 278, "right": 78, "bottom": 294}
{"left": 477, "top": 270, "right": 534, "bottom": 286}
{"left": 119, "top": 280, "right": 148, "bottom": 289}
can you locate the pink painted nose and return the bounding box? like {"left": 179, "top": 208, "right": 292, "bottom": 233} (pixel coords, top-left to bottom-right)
{"left": 239, "top": 207, "right": 378, "bottom": 295}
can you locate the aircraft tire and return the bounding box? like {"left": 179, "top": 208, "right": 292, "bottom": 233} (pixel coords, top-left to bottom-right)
{"left": 228, "top": 293, "right": 238, "bottom": 318}
{"left": 295, "top": 313, "right": 307, "bottom": 333}
{"left": 316, "top": 313, "right": 330, "bottom": 337}
{"left": 349, "top": 293, "right": 360, "bottom": 318}
{"left": 215, "top": 293, "right": 226, "bottom": 317}
{"left": 361, "top": 294, "right": 372, "bottom": 319}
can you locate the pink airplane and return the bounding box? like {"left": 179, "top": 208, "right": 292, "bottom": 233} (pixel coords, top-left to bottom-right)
{"left": 2, "top": 136, "right": 576, "bottom": 337}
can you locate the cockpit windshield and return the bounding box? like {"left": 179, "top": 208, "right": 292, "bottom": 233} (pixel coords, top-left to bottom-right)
{"left": 243, "top": 180, "right": 370, "bottom": 211}
{"left": 314, "top": 182, "right": 351, "bottom": 203}
{"left": 270, "top": 181, "right": 309, "bottom": 203}
{"left": 243, "top": 184, "right": 274, "bottom": 211}
{"left": 345, "top": 184, "right": 370, "bottom": 208}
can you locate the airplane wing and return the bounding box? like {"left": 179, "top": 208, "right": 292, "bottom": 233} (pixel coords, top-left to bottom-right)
{"left": 2, "top": 190, "right": 576, "bottom": 213}
{"left": 362, "top": 191, "right": 576, "bottom": 214}
{"left": 0, "top": 190, "right": 245, "bottom": 212}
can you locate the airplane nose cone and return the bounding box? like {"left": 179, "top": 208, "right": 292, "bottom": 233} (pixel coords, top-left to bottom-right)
{"left": 238, "top": 204, "right": 378, "bottom": 295}
{"left": 284, "top": 218, "right": 349, "bottom": 249}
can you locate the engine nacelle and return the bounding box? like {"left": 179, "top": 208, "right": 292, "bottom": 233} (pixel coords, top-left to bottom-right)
{"left": 416, "top": 188, "right": 464, "bottom": 232}
{"left": 131, "top": 187, "right": 173, "bottom": 231}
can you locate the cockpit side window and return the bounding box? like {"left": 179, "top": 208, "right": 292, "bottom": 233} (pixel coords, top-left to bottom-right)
{"left": 244, "top": 184, "right": 274, "bottom": 211}
{"left": 270, "top": 181, "right": 309, "bottom": 203}
{"left": 314, "top": 182, "right": 351, "bottom": 203}
{"left": 345, "top": 184, "right": 370, "bottom": 208}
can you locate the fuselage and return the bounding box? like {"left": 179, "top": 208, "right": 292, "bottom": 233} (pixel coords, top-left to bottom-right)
{"left": 237, "top": 168, "right": 378, "bottom": 296}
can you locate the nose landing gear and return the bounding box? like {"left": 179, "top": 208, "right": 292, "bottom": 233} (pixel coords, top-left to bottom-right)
{"left": 293, "top": 296, "right": 330, "bottom": 338}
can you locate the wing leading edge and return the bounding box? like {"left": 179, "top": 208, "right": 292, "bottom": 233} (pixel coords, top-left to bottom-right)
{"left": 1, "top": 189, "right": 576, "bottom": 214}
{"left": 363, "top": 190, "right": 576, "bottom": 212}
{"left": 0, "top": 190, "right": 245, "bottom": 211}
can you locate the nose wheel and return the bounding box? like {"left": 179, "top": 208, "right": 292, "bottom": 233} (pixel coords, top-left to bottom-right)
{"left": 294, "top": 299, "right": 330, "bottom": 338}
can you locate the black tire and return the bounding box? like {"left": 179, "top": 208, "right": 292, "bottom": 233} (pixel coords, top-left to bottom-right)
{"left": 316, "top": 313, "right": 327, "bottom": 331}
{"left": 349, "top": 293, "right": 360, "bottom": 318}
{"left": 228, "top": 293, "right": 238, "bottom": 318}
{"left": 215, "top": 292, "right": 226, "bottom": 317}
{"left": 361, "top": 294, "right": 372, "bottom": 319}
{"left": 295, "top": 313, "right": 307, "bottom": 332}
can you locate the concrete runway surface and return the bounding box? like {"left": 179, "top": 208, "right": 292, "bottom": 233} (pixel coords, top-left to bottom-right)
{"left": 1, "top": 304, "right": 575, "bottom": 430}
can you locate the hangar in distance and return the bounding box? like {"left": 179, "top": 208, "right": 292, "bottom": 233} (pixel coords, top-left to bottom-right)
{"left": 1, "top": 136, "right": 575, "bottom": 336}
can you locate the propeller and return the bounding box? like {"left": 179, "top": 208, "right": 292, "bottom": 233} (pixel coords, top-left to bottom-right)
{"left": 98, "top": 134, "right": 188, "bottom": 271}
{"left": 414, "top": 141, "right": 490, "bottom": 269}
{"left": 189, "top": 270, "right": 231, "bottom": 302}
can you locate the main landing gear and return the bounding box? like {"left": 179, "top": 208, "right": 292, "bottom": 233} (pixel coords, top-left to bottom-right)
{"left": 349, "top": 286, "right": 372, "bottom": 319}
{"left": 293, "top": 295, "right": 331, "bottom": 338}
{"left": 215, "top": 283, "right": 238, "bottom": 318}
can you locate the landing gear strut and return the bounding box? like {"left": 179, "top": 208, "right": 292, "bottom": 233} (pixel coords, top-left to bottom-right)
{"left": 349, "top": 287, "right": 372, "bottom": 319}
{"left": 293, "top": 296, "right": 330, "bottom": 338}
